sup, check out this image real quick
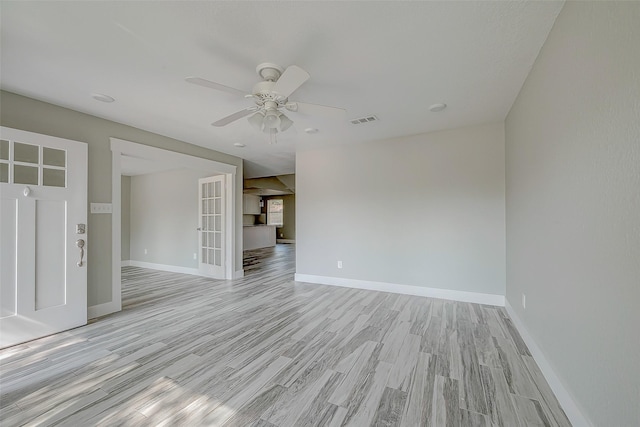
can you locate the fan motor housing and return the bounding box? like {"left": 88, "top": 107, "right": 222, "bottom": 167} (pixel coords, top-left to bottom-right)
{"left": 252, "top": 81, "right": 286, "bottom": 105}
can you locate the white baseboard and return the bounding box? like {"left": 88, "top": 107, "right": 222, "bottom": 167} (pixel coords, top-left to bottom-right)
{"left": 276, "top": 239, "right": 296, "bottom": 244}
{"left": 87, "top": 301, "right": 120, "bottom": 320}
{"left": 294, "top": 273, "right": 505, "bottom": 306}
{"left": 121, "top": 260, "right": 131, "bottom": 267}
{"left": 126, "top": 260, "right": 240, "bottom": 280}
{"left": 505, "top": 300, "right": 591, "bottom": 427}
{"left": 128, "top": 260, "right": 201, "bottom": 276}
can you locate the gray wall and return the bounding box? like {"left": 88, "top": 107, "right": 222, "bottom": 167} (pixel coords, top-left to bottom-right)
{"left": 121, "top": 175, "right": 131, "bottom": 261}
{"left": 505, "top": 2, "right": 640, "bottom": 426}
{"left": 0, "top": 90, "right": 243, "bottom": 308}
{"left": 296, "top": 123, "right": 505, "bottom": 296}
{"left": 281, "top": 194, "right": 295, "bottom": 240}
{"left": 129, "top": 168, "right": 213, "bottom": 268}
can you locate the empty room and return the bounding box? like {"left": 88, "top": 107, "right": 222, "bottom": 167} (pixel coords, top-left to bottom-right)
{"left": 1, "top": 1, "right": 638, "bottom": 426}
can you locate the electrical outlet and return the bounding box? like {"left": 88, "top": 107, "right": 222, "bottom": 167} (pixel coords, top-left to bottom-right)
{"left": 144, "top": 248, "right": 148, "bottom": 255}
{"left": 337, "top": 260, "right": 343, "bottom": 269}
{"left": 522, "top": 294, "right": 526, "bottom": 309}
{"left": 193, "top": 253, "right": 197, "bottom": 260}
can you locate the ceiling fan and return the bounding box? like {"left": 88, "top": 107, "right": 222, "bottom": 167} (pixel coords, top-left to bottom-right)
{"left": 186, "top": 63, "right": 346, "bottom": 140}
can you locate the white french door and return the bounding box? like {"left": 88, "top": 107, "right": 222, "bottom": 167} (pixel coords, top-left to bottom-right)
{"left": 198, "top": 175, "right": 225, "bottom": 278}
{"left": 0, "top": 127, "right": 88, "bottom": 349}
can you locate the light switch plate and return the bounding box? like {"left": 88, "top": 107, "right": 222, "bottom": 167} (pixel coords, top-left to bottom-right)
{"left": 90, "top": 203, "right": 112, "bottom": 214}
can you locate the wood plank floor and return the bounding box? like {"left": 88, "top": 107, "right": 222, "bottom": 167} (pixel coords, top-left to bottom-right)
{"left": 1, "top": 244, "right": 571, "bottom": 426}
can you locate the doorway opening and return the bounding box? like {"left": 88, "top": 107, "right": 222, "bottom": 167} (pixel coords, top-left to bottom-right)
{"left": 90, "top": 139, "right": 238, "bottom": 319}
{"left": 242, "top": 174, "right": 296, "bottom": 274}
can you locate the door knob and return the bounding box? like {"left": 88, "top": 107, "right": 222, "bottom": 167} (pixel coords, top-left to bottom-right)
{"left": 76, "top": 239, "right": 85, "bottom": 267}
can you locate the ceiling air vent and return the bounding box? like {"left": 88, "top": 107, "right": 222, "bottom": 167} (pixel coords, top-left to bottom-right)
{"left": 350, "top": 115, "right": 379, "bottom": 125}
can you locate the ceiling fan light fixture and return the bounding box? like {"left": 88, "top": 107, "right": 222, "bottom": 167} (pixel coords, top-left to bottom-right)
{"left": 268, "top": 128, "right": 278, "bottom": 144}
{"left": 188, "top": 62, "right": 344, "bottom": 140}
{"left": 248, "top": 111, "right": 265, "bottom": 131}
{"left": 279, "top": 113, "right": 294, "bottom": 132}
{"left": 249, "top": 110, "right": 293, "bottom": 134}
{"left": 263, "top": 110, "right": 281, "bottom": 129}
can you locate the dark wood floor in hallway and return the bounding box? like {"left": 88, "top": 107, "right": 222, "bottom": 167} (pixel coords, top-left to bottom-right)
{"left": 1, "top": 244, "right": 570, "bottom": 426}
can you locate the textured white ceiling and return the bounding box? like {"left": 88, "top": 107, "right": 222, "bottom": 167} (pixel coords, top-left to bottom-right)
{"left": 0, "top": 1, "right": 563, "bottom": 178}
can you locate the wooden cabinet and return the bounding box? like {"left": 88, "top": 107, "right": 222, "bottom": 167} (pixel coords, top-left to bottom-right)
{"left": 243, "top": 194, "right": 261, "bottom": 214}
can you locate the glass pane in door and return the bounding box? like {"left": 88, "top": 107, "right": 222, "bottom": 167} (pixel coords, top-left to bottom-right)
{"left": 14, "top": 142, "right": 39, "bottom": 163}
{"left": 43, "top": 147, "right": 66, "bottom": 167}
{"left": 43, "top": 168, "right": 65, "bottom": 187}
{"left": 14, "top": 164, "right": 38, "bottom": 185}
{"left": 0, "top": 140, "right": 8, "bottom": 160}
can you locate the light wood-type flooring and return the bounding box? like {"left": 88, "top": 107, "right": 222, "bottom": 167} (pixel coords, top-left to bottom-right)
{"left": 1, "top": 244, "right": 571, "bottom": 426}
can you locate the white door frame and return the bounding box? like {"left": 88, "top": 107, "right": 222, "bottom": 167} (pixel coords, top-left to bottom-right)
{"left": 93, "top": 138, "right": 237, "bottom": 319}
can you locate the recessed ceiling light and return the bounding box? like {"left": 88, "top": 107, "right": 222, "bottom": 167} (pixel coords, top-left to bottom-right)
{"left": 233, "top": 143, "right": 246, "bottom": 147}
{"left": 304, "top": 128, "right": 319, "bottom": 134}
{"left": 91, "top": 93, "right": 115, "bottom": 103}
{"left": 429, "top": 103, "right": 447, "bottom": 112}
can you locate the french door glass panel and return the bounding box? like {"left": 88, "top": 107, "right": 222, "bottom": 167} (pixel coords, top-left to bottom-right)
{"left": 198, "top": 175, "right": 225, "bottom": 277}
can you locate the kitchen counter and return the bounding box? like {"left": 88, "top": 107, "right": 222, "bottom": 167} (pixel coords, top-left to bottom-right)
{"left": 243, "top": 224, "right": 276, "bottom": 250}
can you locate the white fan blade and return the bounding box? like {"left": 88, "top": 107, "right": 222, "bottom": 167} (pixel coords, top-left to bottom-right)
{"left": 212, "top": 107, "right": 258, "bottom": 127}
{"left": 186, "top": 77, "right": 249, "bottom": 97}
{"left": 287, "top": 102, "right": 346, "bottom": 119}
{"left": 273, "top": 65, "right": 310, "bottom": 98}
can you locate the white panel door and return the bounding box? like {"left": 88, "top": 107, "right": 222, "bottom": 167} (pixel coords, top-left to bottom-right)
{"left": 198, "top": 175, "right": 225, "bottom": 278}
{"left": 0, "top": 127, "right": 88, "bottom": 349}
